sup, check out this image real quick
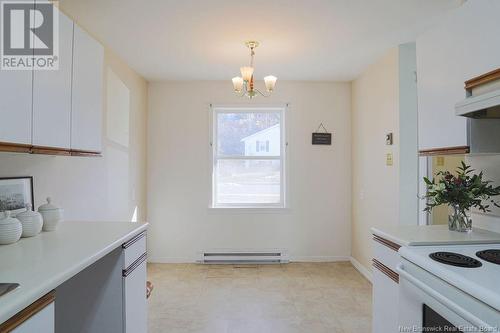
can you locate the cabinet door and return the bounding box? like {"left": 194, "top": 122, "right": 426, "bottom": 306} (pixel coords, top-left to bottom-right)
{"left": 71, "top": 24, "right": 103, "bottom": 152}
{"left": 32, "top": 8, "right": 73, "bottom": 149}
{"left": 372, "top": 268, "right": 399, "bottom": 333}
{"left": 416, "top": 1, "right": 500, "bottom": 151}
{"left": 12, "top": 302, "right": 54, "bottom": 333}
{"left": 0, "top": 69, "right": 32, "bottom": 144}
{"left": 0, "top": 0, "right": 33, "bottom": 145}
{"left": 123, "top": 260, "right": 147, "bottom": 333}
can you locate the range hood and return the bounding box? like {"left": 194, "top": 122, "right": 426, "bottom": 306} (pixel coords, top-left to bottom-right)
{"left": 456, "top": 68, "right": 500, "bottom": 118}
{"left": 458, "top": 68, "right": 500, "bottom": 154}
{"left": 455, "top": 88, "right": 500, "bottom": 118}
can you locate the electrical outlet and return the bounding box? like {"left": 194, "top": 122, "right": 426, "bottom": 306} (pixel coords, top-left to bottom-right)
{"left": 386, "top": 153, "right": 393, "bottom": 166}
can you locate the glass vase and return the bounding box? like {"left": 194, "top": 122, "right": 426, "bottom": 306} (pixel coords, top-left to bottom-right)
{"left": 448, "top": 204, "right": 472, "bottom": 232}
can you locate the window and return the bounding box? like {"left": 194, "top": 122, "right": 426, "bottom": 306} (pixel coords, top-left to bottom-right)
{"left": 211, "top": 106, "right": 286, "bottom": 208}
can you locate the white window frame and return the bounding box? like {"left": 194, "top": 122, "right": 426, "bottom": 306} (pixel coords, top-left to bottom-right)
{"left": 209, "top": 105, "right": 288, "bottom": 209}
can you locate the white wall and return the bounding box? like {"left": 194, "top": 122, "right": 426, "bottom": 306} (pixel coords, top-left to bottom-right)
{"left": 351, "top": 48, "right": 400, "bottom": 271}
{"left": 147, "top": 81, "right": 351, "bottom": 262}
{"left": 0, "top": 49, "right": 148, "bottom": 222}
{"left": 398, "top": 42, "right": 419, "bottom": 226}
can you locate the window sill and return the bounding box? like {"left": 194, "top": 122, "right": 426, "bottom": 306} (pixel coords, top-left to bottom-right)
{"left": 207, "top": 207, "right": 291, "bottom": 214}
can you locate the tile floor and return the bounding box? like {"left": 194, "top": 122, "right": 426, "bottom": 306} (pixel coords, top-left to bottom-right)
{"left": 147, "top": 262, "right": 372, "bottom": 333}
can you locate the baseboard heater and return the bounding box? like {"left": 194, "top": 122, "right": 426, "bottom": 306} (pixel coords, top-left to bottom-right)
{"left": 198, "top": 249, "right": 289, "bottom": 264}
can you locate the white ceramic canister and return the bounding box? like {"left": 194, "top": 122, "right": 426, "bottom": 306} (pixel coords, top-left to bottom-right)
{"left": 38, "top": 197, "right": 63, "bottom": 231}
{"left": 0, "top": 211, "right": 22, "bottom": 245}
{"left": 17, "top": 204, "right": 43, "bottom": 237}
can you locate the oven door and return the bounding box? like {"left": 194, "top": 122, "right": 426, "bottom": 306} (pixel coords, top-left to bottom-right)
{"left": 397, "top": 260, "right": 498, "bottom": 333}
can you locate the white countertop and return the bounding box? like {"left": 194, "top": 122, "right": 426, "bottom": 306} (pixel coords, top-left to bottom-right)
{"left": 371, "top": 224, "right": 500, "bottom": 246}
{"left": 0, "top": 221, "right": 148, "bottom": 324}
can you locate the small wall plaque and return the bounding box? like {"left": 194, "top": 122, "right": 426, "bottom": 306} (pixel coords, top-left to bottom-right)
{"left": 312, "top": 132, "right": 332, "bottom": 145}
{"left": 312, "top": 123, "right": 332, "bottom": 145}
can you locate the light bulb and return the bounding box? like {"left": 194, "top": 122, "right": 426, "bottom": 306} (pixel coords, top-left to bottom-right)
{"left": 232, "top": 77, "right": 244, "bottom": 92}
{"left": 240, "top": 66, "right": 254, "bottom": 82}
{"left": 264, "top": 75, "right": 277, "bottom": 92}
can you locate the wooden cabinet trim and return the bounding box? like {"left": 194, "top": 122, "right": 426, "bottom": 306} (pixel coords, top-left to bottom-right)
{"left": 373, "top": 235, "right": 401, "bottom": 252}
{"left": 70, "top": 148, "right": 102, "bottom": 157}
{"left": 372, "top": 258, "right": 399, "bottom": 284}
{"left": 465, "top": 68, "right": 500, "bottom": 90}
{"left": 418, "top": 146, "right": 470, "bottom": 156}
{"left": 0, "top": 142, "right": 101, "bottom": 157}
{"left": 31, "top": 146, "right": 71, "bottom": 156}
{"left": 0, "top": 291, "right": 55, "bottom": 333}
{"left": 0, "top": 142, "right": 32, "bottom": 154}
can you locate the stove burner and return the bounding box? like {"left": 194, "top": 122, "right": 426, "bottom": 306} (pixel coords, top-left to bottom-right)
{"left": 476, "top": 249, "right": 500, "bottom": 265}
{"left": 429, "top": 252, "right": 482, "bottom": 268}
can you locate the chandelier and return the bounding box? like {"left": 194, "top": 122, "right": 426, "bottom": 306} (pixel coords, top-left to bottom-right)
{"left": 232, "top": 41, "right": 277, "bottom": 98}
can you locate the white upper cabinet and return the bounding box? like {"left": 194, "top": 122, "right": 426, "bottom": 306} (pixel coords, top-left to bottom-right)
{"left": 0, "top": 1, "right": 34, "bottom": 145}
{"left": 416, "top": 1, "right": 500, "bottom": 151}
{"left": 0, "top": 70, "right": 33, "bottom": 145}
{"left": 71, "top": 25, "right": 104, "bottom": 153}
{"left": 32, "top": 8, "right": 73, "bottom": 149}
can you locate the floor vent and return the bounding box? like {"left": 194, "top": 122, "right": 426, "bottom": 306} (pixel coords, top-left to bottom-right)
{"left": 198, "top": 250, "right": 289, "bottom": 264}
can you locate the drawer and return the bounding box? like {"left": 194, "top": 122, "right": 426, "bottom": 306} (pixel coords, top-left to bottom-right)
{"left": 372, "top": 235, "right": 401, "bottom": 272}
{"left": 122, "top": 232, "right": 146, "bottom": 269}
{"left": 0, "top": 292, "right": 55, "bottom": 333}
{"left": 123, "top": 259, "right": 147, "bottom": 333}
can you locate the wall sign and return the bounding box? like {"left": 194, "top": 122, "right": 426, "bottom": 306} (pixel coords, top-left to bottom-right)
{"left": 312, "top": 132, "right": 332, "bottom": 145}
{"left": 312, "top": 123, "right": 332, "bottom": 145}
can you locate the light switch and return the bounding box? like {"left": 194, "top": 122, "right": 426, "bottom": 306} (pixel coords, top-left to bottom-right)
{"left": 385, "top": 133, "right": 393, "bottom": 145}
{"left": 386, "top": 153, "right": 393, "bottom": 166}
{"left": 436, "top": 156, "right": 445, "bottom": 166}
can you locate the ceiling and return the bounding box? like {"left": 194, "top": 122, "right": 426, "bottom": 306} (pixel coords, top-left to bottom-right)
{"left": 60, "top": 0, "right": 461, "bottom": 81}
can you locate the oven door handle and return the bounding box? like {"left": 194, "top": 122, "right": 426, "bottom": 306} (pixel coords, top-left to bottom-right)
{"left": 396, "top": 264, "right": 496, "bottom": 332}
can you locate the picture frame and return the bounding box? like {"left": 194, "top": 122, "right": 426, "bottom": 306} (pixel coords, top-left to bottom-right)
{"left": 0, "top": 176, "right": 34, "bottom": 215}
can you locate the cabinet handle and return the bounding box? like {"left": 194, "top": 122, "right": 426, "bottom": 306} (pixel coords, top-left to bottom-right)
{"left": 373, "top": 235, "right": 401, "bottom": 252}
{"left": 372, "top": 258, "right": 399, "bottom": 283}
{"left": 123, "top": 253, "right": 147, "bottom": 277}
{"left": 122, "top": 231, "right": 146, "bottom": 249}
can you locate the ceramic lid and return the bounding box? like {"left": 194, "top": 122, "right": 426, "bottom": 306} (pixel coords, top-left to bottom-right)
{"left": 17, "top": 204, "right": 40, "bottom": 218}
{"left": 38, "top": 197, "right": 61, "bottom": 212}
{"left": 0, "top": 211, "right": 18, "bottom": 225}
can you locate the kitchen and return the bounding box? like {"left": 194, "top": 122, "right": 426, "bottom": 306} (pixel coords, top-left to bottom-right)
{"left": 0, "top": 1, "right": 499, "bottom": 332}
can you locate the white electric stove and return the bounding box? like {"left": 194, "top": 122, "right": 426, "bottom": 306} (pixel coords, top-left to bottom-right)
{"left": 398, "top": 243, "right": 500, "bottom": 332}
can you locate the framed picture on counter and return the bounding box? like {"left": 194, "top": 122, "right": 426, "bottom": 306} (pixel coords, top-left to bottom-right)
{"left": 0, "top": 176, "right": 34, "bottom": 215}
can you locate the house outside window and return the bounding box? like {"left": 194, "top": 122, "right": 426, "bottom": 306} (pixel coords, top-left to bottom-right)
{"left": 210, "top": 106, "right": 287, "bottom": 208}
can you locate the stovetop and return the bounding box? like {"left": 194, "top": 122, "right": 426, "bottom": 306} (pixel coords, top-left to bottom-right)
{"left": 399, "top": 243, "right": 500, "bottom": 311}
{"left": 429, "top": 251, "right": 483, "bottom": 268}
{"left": 476, "top": 249, "right": 500, "bottom": 265}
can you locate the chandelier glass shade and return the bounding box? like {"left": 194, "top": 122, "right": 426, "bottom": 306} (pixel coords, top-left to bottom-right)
{"left": 232, "top": 41, "right": 277, "bottom": 98}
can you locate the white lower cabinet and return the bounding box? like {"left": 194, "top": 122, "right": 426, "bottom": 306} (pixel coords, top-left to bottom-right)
{"left": 372, "top": 268, "right": 399, "bottom": 333}
{"left": 12, "top": 302, "right": 54, "bottom": 333}
{"left": 372, "top": 235, "right": 402, "bottom": 333}
{"left": 123, "top": 260, "right": 147, "bottom": 333}
{"left": 122, "top": 232, "right": 147, "bottom": 333}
